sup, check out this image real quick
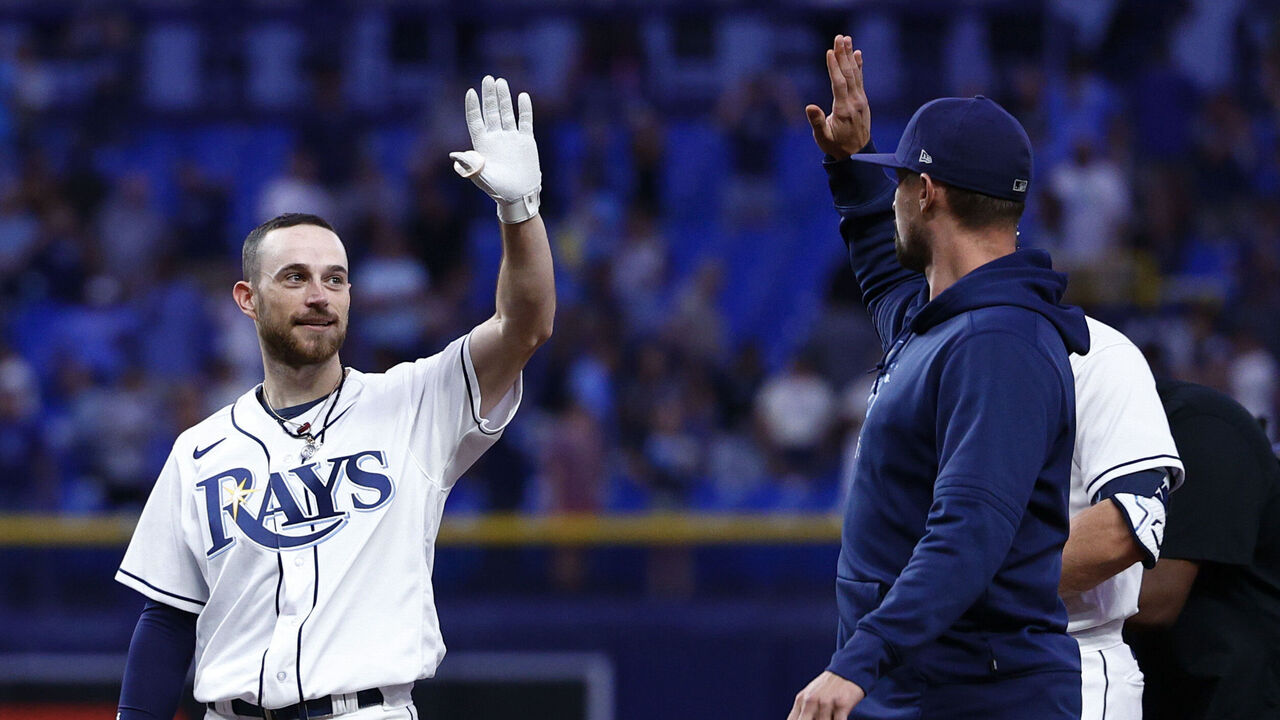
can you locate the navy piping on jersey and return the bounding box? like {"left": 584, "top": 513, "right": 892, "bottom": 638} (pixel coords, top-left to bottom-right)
{"left": 1085, "top": 453, "right": 1180, "bottom": 498}
{"left": 117, "top": 569, "right": 207, "bottom": 608}
{"left": 295, "top": 493, "right": 321, "bottom": 704}
{"left": 230, "top": 403, "right": 272, "bottom": 465}
{"left": 1099, "top": 649, "right": 1109, "bottom": 720}
{"left": 233, "top": 401, "right": 279, "bottom": 706}
{"left": 460, "top": 341, "right": 503, "bottom": 436}
{"left": 257, "top": 645, "right": 270, "bottom": 711}
{"left": 315, "top": 405, "right": 352, "bottom": 443}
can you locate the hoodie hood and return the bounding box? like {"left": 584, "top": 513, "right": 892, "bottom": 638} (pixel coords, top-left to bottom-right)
{"left": 909, "top": 249, "right": 1090, "bottom": 355}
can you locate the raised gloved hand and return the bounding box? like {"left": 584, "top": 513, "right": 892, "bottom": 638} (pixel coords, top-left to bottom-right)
{"left": 451, "top": 75, "right": 542, "bottom": 224}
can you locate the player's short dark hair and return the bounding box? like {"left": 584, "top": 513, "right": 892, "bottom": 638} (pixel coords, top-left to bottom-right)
{"left": 940, "top": 182, "right": 1025, "bottom": 232}
{"left": 242, "top": 213, "right": 336, "bottom": 283}
{"left": 897, "top": 170, "right": 1026, "bottom": 232}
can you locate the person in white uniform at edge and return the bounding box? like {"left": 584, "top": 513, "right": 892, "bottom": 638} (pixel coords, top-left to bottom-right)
{"left": 1060, "top": 316, "right": 1184, "bottom": 720}
{"left": 114, "top": 75, "right": 553, "bottom": 720}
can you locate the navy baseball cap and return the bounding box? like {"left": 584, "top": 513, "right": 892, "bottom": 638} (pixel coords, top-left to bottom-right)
{"left": 850, "top": 96, "right": 1032, "bottom": 201}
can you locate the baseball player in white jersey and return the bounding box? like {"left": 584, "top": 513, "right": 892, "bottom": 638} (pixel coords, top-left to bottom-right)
{"left": 1060, "top": 316, "right": 1184, "bottom": 720}
{"left": 115, "top": 76, "right": 552, "bottom": 720}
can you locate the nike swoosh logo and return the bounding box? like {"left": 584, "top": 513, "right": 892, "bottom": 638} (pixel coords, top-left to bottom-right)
{"left": 193, "top": 438, "right": 226, "bottom": 459}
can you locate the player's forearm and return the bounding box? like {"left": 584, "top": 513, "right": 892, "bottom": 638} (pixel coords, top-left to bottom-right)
{"left": 1129, "top": 557, "right": 1199, "bottom": 628}
{"left": 1059, "top": 500, "right": 1144, "bottom": 595}
{"left": 493, "top": 214, "right": 555, "bottom": 351}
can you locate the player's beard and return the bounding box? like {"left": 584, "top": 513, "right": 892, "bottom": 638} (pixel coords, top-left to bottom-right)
{"left": 256, "top": 301, "right": 347, "bottom": 368}
{"left": 894, "top": 217, "right": 933, "bottom": 274}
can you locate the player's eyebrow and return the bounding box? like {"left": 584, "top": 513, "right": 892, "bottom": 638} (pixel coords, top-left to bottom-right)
{"left": 271, "top": 263, "right": 349, "bottom": 277}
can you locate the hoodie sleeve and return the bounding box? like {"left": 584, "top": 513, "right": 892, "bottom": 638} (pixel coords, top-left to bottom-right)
{"left": 827, "top": 330, "right": 1064, "bottom": 691}
{"left": 824, "top": 144, "right": 925, "bottom": 352}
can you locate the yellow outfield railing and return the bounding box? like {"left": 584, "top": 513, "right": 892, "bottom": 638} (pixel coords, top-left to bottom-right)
{"left": 0, "top": 513, "right": 843, "bottom": 548}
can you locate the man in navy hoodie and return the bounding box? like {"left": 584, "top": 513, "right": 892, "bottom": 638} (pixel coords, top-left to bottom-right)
{"left": 787, "top": 37, "right": 1090, "bottom": 720}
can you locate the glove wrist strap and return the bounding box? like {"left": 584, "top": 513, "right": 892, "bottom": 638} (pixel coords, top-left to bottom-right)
{"left": 496, "top": 188, "right": 541, "bottom": 224}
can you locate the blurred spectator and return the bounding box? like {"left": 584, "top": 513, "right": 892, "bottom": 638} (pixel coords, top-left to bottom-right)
{"left": 0, "top": 183, "right": 39, "bottom": 282}
{"left": 1048, "top": 139, "right": 1130, "bottom": 269}
{"left": 1228, "top": 329, "right": 1279, "bottom": 440}
{"left": 713, "top": 342, "right": 765, "bottom": 431}
{"left": 716, "top": 72, "right": 798, "bottom": 227}
{"left": 541, "top": 404, "right": 606, "bottom": 537}
{"left": 0, "top": 348, "right": 54, "bottom": 511}
{"left": 609, "top": 208, "right": 668, "bottom": 340}
{"left": 405, "top": 162, "right": 469, "bottom": 287}
{"left": 665, "top": 260, "right": 728, "bottom": 366}
{"left": 138, "top": 255, "right": 214, "bottom": 381}
{"left": 754, "top": 353, "right": 835, "bottom": 481}
{"left": 69, "top": 366, "right": 161, "bottom": 508}
{"left": 642, "top": 394, "right": 703, "bottom": 505}
{"left": 172, "top": 162, "right": 230, "bottom": 261}
{"left": 705, "top": 427, "right": 769, "bottom": 506}
{"left": 258, "top": 149, "right": 333, "bottom": 221}
{"left": 0, "top": 344, "right": 40, "bottom": 423}
{"left": 95, "top": 173, "right": 165, "bottom": 284}
{"left": 337, "top": 152, "right": 407, "bottom": 238}
{"left": 566, "top": 335, "right": 617, "bottom": 424}
{"left": 355, "top": 218, "right": 431, "bottom": 355}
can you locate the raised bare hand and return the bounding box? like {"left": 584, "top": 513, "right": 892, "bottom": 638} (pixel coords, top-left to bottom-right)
{"left": 805, "top": 35, "right": 871, "bottom": 160}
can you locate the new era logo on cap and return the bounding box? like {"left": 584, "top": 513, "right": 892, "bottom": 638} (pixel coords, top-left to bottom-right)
{"left": 919, "top": 149, "right": 933, "bottom": 164}
{"left": 1013, "top": 179, "right": 1028, "bottom": 192}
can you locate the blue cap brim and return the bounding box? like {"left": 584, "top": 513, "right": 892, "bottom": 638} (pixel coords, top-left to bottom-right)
{"left": 846, "top": 152, "right": 905, "bottom": 169}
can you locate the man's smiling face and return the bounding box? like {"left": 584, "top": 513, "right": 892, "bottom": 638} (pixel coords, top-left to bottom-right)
{"left": 250, "top": 224, "right": 351, "bottom": 368}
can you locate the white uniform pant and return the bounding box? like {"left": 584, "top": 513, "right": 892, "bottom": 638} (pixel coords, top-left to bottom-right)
{"left": 1080, "top": 640, "right": 1144, "bottom": 720}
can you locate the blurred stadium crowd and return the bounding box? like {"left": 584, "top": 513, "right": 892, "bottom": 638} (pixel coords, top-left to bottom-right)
{"left": 1, "top": 1, "right": 1279, "bottom": 517}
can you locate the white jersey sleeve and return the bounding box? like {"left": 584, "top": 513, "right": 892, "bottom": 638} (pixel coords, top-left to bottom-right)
{"left": 395, "top": 331, "right": 522, "bottom": 488}
{"left": 115, "top": 446, "right": 210, "bottom": 615}
{"left": 1071, "top": 318, "right": 1184, "bottom": 506}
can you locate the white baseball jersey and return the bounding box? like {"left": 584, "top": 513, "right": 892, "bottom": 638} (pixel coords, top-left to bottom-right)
{"left": 116, "top": 332, "right": 520, "bottom": 708}
{"left": 1065, "top": 317, "right": 1183, "bottom": 647}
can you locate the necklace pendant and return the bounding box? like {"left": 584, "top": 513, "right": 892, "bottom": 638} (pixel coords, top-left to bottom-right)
{"left": 300, "top": 439, "right": 319, "bottom": 462}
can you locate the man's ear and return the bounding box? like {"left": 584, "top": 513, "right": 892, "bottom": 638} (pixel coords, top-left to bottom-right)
{"left": 918, "top": 173, "right": 939, "bottom": 216}
{"left": 233, "top": 280, "right": 258, "bottom": 320}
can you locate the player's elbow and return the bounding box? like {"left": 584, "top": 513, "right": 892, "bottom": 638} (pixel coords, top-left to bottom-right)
{"left": 512, "top": 318, "right": 553, "bottom": 354}
{"left": 528, "top": 315, "right": 553, "bottom": 349}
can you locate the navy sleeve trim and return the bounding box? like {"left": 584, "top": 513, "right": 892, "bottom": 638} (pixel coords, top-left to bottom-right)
{"left": 1092, "top": 468, "right": 1168, "bottom": 504}
{"left": 1085, "top": 454, "right": 1181, "bottom": 498}
{"left": 117, "top": 569, "right": 207, "bottom": 607}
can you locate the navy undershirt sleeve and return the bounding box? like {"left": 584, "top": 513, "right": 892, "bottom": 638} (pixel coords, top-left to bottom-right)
{"left": 118, "top": 599, "right": 198, "bottom": 720}
{"left": 1093, "top": 468, "right": 1168, "bottom": 504}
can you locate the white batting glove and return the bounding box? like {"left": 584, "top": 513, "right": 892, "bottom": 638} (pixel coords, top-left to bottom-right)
{"left": 451, "top": 75, "right": 542, "bottom": 224}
